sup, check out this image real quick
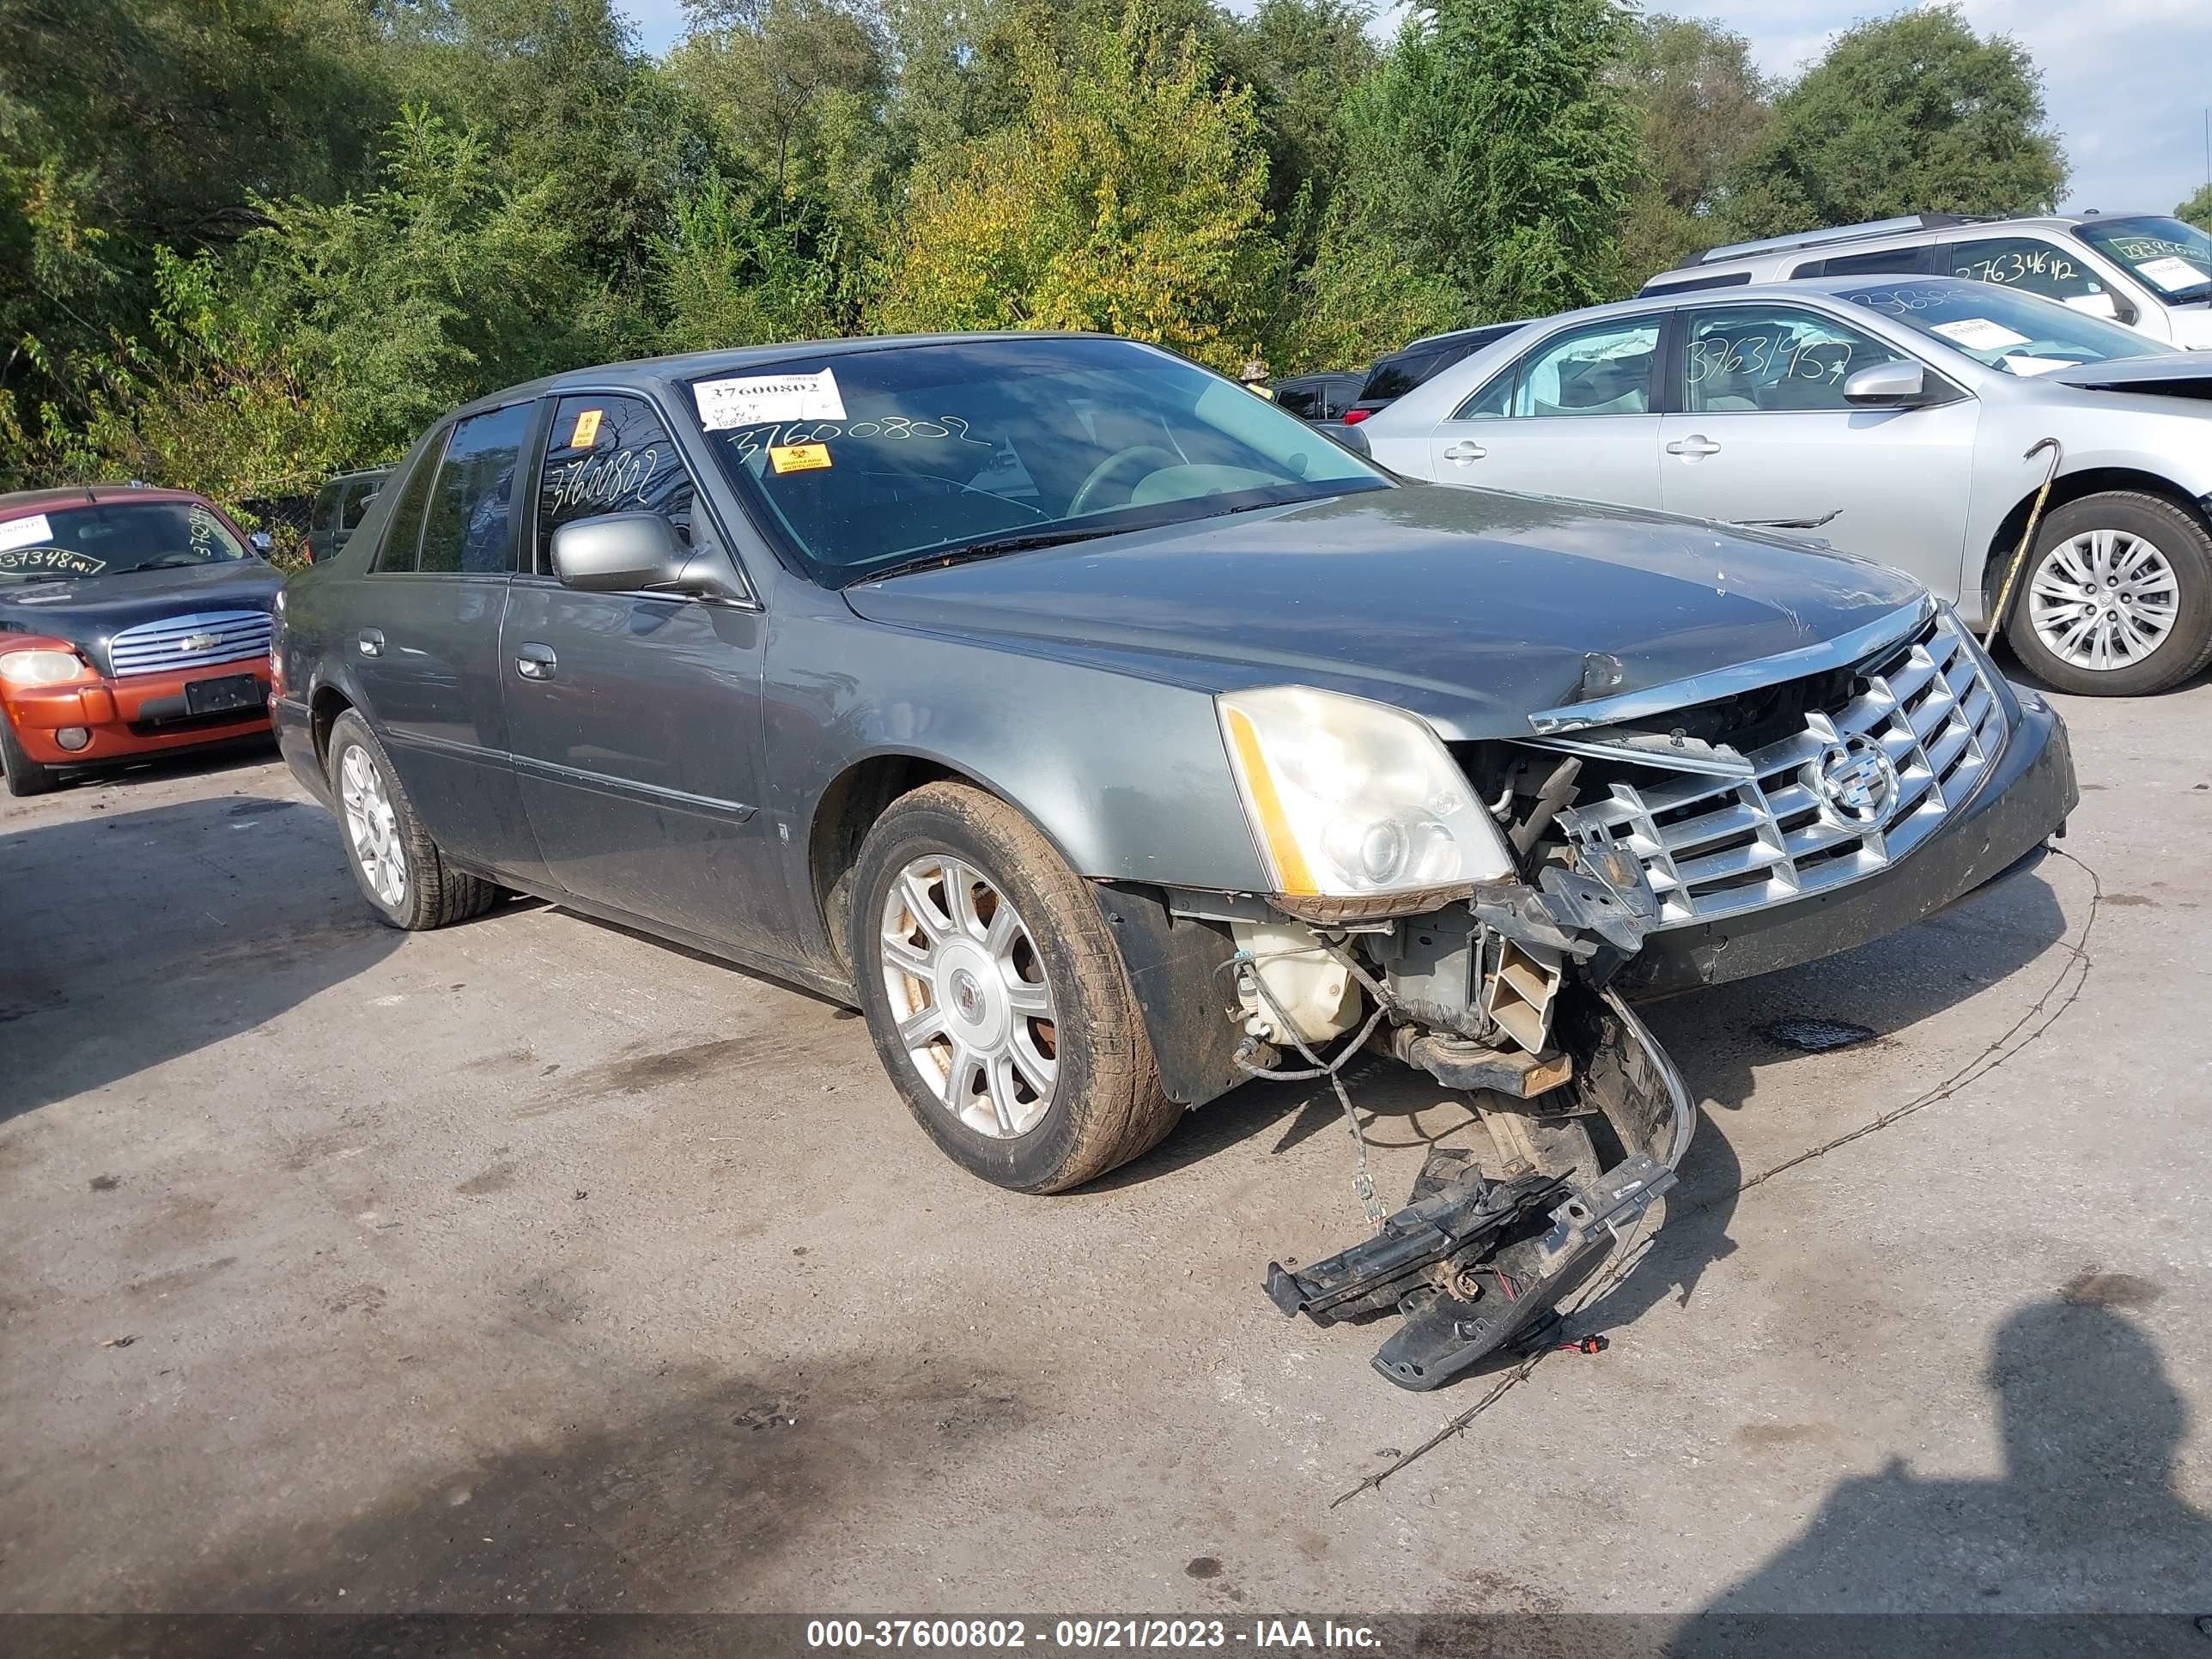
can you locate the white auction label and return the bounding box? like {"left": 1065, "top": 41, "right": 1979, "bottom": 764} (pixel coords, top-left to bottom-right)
{"left": 1929, "top": 317, "right": 2033, "bottom": 352}
{"left": 692, "top": 368, "right": 847, "bottom": 430}
{"left": 2136, "top": 255, "right": 2206, "bottom": 294}
{"left": 0, "top": 514, "right": 52, "bottom": 554}
{"left": 2002, "top": 357, "right": 2081, "bottom": 377}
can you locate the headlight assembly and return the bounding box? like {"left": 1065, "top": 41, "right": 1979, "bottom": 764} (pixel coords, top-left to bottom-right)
{"left": 1217, "top": 685, "right": 1512, "bottom": 911}
{"left": 0, "top": 646, "right": 93, "bottom": 688}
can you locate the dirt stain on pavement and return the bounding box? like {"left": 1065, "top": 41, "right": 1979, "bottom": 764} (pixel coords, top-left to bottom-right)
{"left": 2062, "top": 1269, "right": 2161, "bottom": 1309}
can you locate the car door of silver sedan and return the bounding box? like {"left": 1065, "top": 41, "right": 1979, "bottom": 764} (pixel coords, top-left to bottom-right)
{"left": 1657, "top": 301, "right": 1981, "bottom": 602}
{"left": 1421, "top": 315, "right": 1667, "bottom": 508}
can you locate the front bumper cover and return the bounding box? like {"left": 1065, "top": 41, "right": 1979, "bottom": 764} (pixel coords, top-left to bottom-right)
{"left": 3, "top": 656, "right": 272, "bottom": 767}
{"left": 1267, "top": 986, "right": 1692, "bottom": 1391}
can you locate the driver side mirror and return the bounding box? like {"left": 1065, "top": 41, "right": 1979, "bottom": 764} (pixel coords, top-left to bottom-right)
{"left": 550, "top": 513, "right": 743, "bottom": 602}
{"left": 1843, "top": 360, "right": 1931, "bottom": 407}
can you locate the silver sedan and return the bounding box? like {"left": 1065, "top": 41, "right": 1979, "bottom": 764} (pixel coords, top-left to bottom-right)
{"left": 1361, "top": 275, "right": 2212, "bottom": 696}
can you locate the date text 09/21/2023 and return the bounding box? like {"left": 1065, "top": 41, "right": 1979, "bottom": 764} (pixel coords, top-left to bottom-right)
{"left": 805, "top": 1618, "right": 1383, "bottom": 1651}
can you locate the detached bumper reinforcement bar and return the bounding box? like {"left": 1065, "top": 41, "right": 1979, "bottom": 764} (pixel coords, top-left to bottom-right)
{"left": 1265, "top": 988, "right": 1693, "bottom": 1392}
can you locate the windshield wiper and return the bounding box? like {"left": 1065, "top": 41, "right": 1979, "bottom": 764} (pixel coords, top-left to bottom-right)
{"left": 850, "top": 525, "right": 1142, "bottom": 586}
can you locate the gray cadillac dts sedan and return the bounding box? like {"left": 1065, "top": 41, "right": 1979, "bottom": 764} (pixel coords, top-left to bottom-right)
{"left": 274, "top": 333, "right": 2075, "bottom": 1387}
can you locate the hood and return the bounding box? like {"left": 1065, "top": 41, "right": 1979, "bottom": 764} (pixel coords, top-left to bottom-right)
{"left": 0, "top": 559, "right": 282, "bottom": 672}
{"left": 843, "top": 484, "right": 1926, "bottom": 739}
{"left": 2044, "top": 353, "right": 2212, "bottom": 401}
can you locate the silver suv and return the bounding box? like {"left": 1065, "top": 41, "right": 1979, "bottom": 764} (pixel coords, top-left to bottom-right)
{"left": 1641, "top": 212, "right": 2212, "bottom": 350}
{"left": 1360, "top": 274, "right": 2212, "bottom": 696}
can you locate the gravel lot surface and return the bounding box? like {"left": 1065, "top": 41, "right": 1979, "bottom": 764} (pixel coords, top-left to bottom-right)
{"left": 3, "top": 684, "right": 2208, "bottom": 1626}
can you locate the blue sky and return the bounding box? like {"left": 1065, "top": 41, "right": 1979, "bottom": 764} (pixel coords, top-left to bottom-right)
{"left": 617, "top": 0, "right": 2212, "bottom": 218}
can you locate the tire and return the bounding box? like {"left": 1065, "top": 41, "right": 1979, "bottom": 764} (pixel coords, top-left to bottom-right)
{"left": 325, "top": 709, "right": 501, "bottom": 930}
{"left": 848, "top": 781, "right": 1182, "bottom": 1194}
{"left": 0, "top": 712, "right": 58, "bottom": 798}
{"left": 2002, "top": 492, "right": 2212, "bottom": 697}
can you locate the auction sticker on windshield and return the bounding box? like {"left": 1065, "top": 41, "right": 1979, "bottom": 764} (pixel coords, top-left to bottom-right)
{"left": 0, "top": 514, "right": 52, "bottom": 554}
{"left": 695, "top": 368, "right": 847, "bottom": 431}
{"left": 2137, "top": 255, "right": 2205, "bottom": 293}
{"left": 1929, "top": 317, "right": 2033, "bottom": 352}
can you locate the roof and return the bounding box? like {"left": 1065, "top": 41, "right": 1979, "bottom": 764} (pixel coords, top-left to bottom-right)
{"left": 0, "top": 484, "right": 212, "bottom": 520}
{"left": 448, "top": 331, "right": 1104, "bottom": 421}
{"left": 1668, "top": 210, "right": 2168, "bottom": 276}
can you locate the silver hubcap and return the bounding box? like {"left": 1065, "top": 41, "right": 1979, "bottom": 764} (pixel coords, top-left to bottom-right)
{"left": 2027, "top": 529, "right": 2179, "bottom": 672}
{"left": 878, "top": 855, "right": 1057, "bottom": 1139}
{"left": 339, "top": 744, "right": 407, "bottom": 908}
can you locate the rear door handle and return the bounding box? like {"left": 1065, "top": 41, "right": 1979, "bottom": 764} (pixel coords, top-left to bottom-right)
{"left": 514, "top": 642, "right": 557, "bottom": 682}
{"left": 1442, "top": 441, "right": 1487, "bottom": 464}
{"left": 1665, "top": 434, "right": 1722, "bottom": 459}
{"left": 356, "top": 629, "right": 384, "bottom": 658}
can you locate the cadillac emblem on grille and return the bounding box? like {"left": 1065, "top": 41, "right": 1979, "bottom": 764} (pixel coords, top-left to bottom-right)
{"left": 1813, "top": 733, "right": 1898, "bottom": 826}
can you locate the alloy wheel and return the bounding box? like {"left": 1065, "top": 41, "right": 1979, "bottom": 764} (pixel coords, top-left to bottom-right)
{"left": 2027, "top": 528, "right": 2179, "bottom": 672}
{"left": 877, "top": 855, "right": 1058, "bottom": 1138}
{"left": 339, "top": 744, "right": 408, "bottom": 908}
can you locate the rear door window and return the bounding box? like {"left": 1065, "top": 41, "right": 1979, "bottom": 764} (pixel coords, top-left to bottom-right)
{"left": 1947, "top": 235, "right": 2117, "bottom": 313}
{"left": 1800, "top": 245, "right": 1931, "bottom": 278}
{"left": 339, "top": 478, "right": 380, "bottom": 532}
{"left": 1511, "top": 319, "right": 1660, "bottom": 417}
{"left": 374, "top": 429, "right": 449, "bottom": 574}
{"left": 1360, "top": 349, "right": 1450, "bottom": 402}
{"left": 1274, "top": 380, "right": 1323, "bottom": 420}
{"left": 534, "top": 393, "right": 702, "bottom": 574}
{"left": 415, "top": 404, "right": 532, "bottom": 575}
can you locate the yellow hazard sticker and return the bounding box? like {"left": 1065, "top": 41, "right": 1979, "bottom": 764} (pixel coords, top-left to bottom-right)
{"left": 569, "top": 408, "right": 604, "bottom": 448}
{"left": 769, "top": 442, "right": 832, "bottom": 473}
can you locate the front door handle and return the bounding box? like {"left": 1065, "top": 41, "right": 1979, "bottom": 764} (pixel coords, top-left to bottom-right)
{"left": 1442, "top": 441, "right": 1488, "bottom": 465}
{"left": 1665, "top": 434, "right": 1722, "bottom": 459}
{"left": 514, "top": 642, "right": 557, "bottom": 682}
{"left": 356, "top": 629, "right": 384, "bottom": 658}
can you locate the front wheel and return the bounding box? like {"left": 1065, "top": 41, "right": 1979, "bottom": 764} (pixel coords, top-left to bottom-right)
{"left": 2004, "top": 492, "right": 2212, "bottom": 696}
{"left": 848, "top": 781, "right": 1182, "bottom": 1193}
{"left": 0, "top": 714, "right": 58, "bottom": 798}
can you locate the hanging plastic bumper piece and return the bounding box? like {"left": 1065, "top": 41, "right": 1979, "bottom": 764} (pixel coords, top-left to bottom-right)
{"left": 1264, "top": 987, "right": 1694, "bottom": 1392}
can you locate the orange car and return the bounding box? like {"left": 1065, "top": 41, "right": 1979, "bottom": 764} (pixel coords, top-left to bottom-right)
{"left": 0, "top": 486, "right": 280, "bottom": 797}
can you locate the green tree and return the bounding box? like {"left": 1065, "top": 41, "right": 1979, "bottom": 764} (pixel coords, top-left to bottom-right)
{"left": 37, "top": 108, "right": 621, "bottom": 502}
{"left": 650, "top": 173, "right": 846, "bottom": 349}
{"left": 1332, "top": 0, "right": 1642, "bottom": 322}
{"left": 1724, "top": 5, "right": 2066, "bottom": 240}
{"left": 871, "top": 0, "right": 1280, "bottom": 371}
{"left": 0, "top": 0, "right": 391, "bottom": 442}
{"left": 1613, "top": 15, "right": 1771, "bottom": 281}
{"left": 2179, "top": 184, "right": 2212, "bottom": 234}
{"left": 1220, "top": 0, "right": 1379, "bottom": 231}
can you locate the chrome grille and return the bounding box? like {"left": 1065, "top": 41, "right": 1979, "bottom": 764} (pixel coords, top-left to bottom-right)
{"left": 1556, "top": 610, "right": 2008, "bottom": 929}
{"left": 106, "top": 610, "right": 272, "bottom": 678}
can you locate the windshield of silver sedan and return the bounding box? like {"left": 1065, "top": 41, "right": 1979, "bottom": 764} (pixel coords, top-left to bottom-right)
{"left": 686, "top": 336, "right": 1392, "bottom": 585}
{"left": 1838, "top": 278, "right": 2172, "bottom": 377}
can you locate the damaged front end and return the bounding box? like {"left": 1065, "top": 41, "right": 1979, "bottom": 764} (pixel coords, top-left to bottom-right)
{"left": 1172, "top": 841, "right": 1692, "bottom": 1394}
{"left": 1136, "top": 600, "right": 2068, "bottom": 1391}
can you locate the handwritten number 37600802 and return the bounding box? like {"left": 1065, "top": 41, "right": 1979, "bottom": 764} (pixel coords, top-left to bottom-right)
{"left": 727, "top": 416, "right": 994, "bottom": 456}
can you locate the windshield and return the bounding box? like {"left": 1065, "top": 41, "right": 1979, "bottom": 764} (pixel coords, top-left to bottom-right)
{"left": 1838, "top": 278, "right": 2173, "bottom": 376}
{"left": 2073, "top": 216, "right": 2212, "bottom": 305}
{"left": 686, "top": 336, "right": 1392, "bottom": 585}
{"left": 0, "top": 499, "right": 253, "bottom": 585}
